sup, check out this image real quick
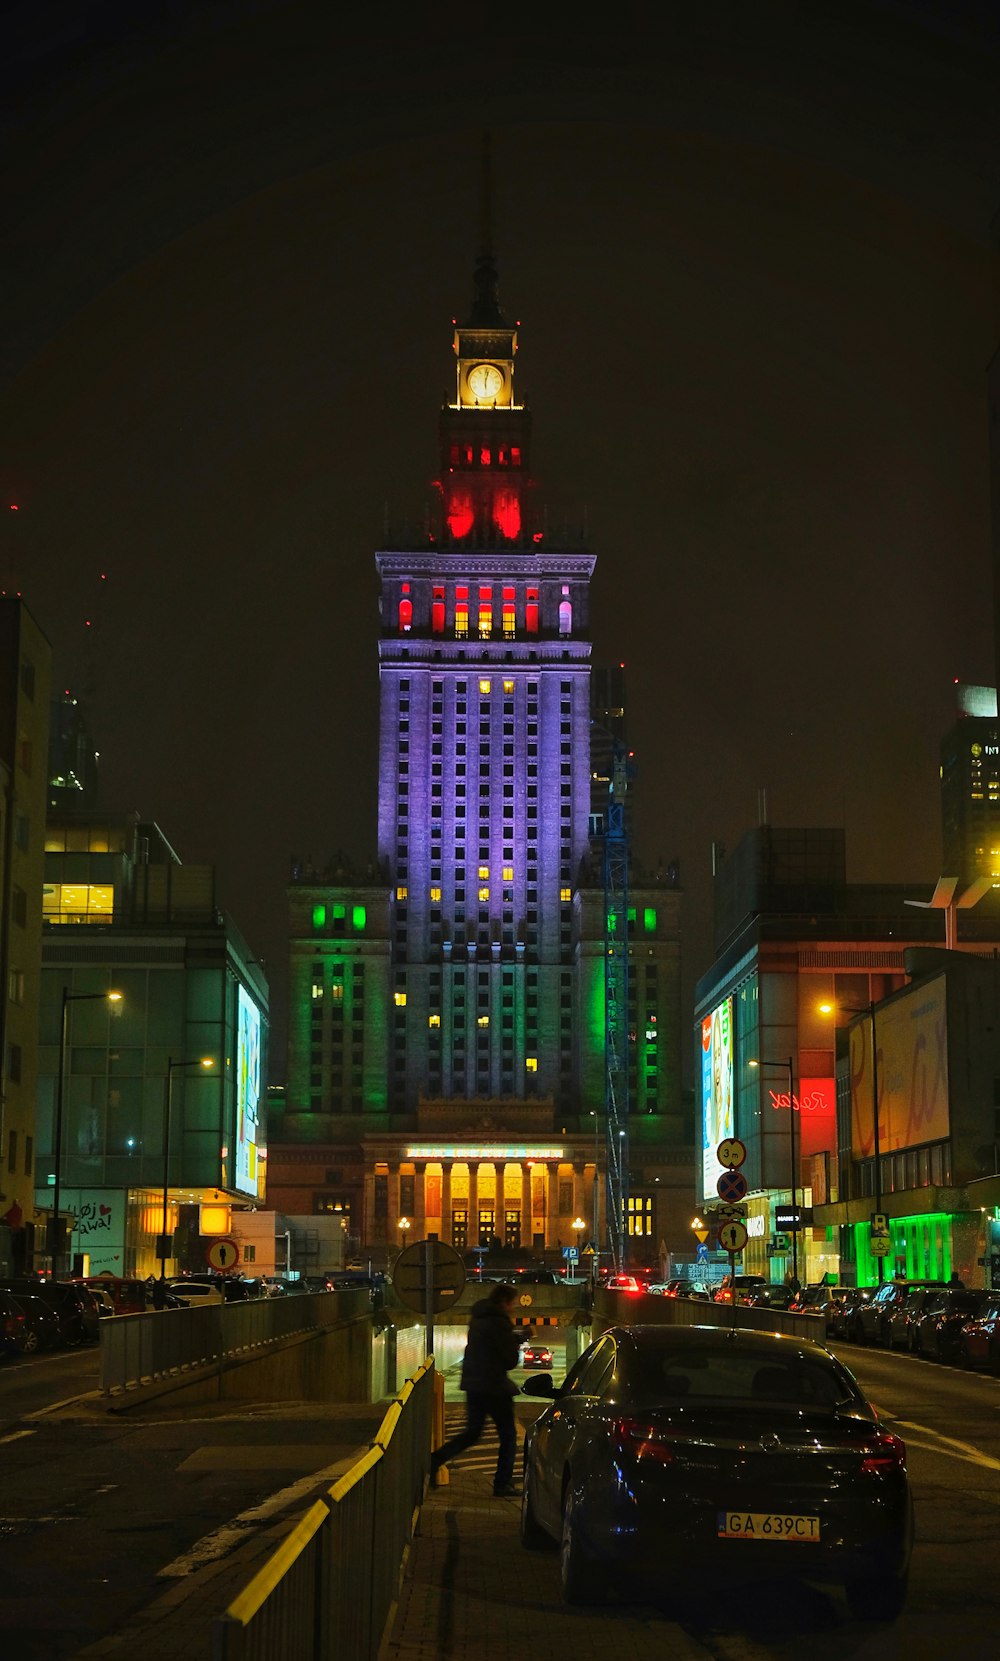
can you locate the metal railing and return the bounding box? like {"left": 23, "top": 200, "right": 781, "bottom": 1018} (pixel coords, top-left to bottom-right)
{"left": 212, "top": 1358, "right": 435, "bottom": 1661}
{"left": 100, "top": 1290, "right": 369, "bottom": 1395}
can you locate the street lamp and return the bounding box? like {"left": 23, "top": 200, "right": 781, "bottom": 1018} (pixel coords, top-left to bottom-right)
{"left": 749, "top": 1055, "right": 798, "bottom": 1288}
{"left": 398, "top": 1216, "right": 411, "bottom": 1250}
{"left": 51, "top": 987, "right": 122, "bottom": 1278}
{"left": 827, "top": 1000, "right": 885, "bottom": 1286}
{"left": 159, "top": 1057, "right": 214, "bottom": 1285}
{"left": 572, "top": 1216, "right": 586, "bottom": 1283}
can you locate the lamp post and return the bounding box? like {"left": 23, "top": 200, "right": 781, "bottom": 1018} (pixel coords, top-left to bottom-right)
{"left": 572, "top": 1216, "right": 586, "bottom": 1283}
{"left": 590, "top": 1110, "right": 601, "bottom": 1282}
{"left": 398, "top": 1216, "right": 411, "bottom": 1251}
{"left": 159, "top": 1057, "right": 214, "bottom": 1286}
{"left": 820, "top": 998, "right": 885, "bottom": 1286}
{"left": 750, "top": 1055, "right": 798, "bottom": 1288}
{"left": 51, "top": 987, "right": 122, "bottom": 1278}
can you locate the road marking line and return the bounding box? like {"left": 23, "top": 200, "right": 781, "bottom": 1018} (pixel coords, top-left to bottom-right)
{"left": 892, "top": 1419, "right": 1000, "bottom": 1472}
{"left": 157, "top": 1452, "right": 359, "bottom": 1577}
{"left": 0, "top": 1428, "right": 36, "bottom": 1445}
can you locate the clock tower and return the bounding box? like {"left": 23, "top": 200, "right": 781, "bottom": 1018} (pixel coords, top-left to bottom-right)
{"left": 438, "top": 245, "right": 533, "bottom": 546}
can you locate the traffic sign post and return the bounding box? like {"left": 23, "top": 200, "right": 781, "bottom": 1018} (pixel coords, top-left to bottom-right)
{"left": 717, "top": 1219, "right": 748, "bottom": 1254}
{"left": 205, "top": 1237, "right": 239, "bottom": 1273}
{"left": 717, "top": 1138, "right": 747, "bottom": 1170}
{"left": 392, "top": 1238, "right": 466, "bottom": 1355}
{"left": 716, "top": 1168, "right": 748, "bottom": 1205}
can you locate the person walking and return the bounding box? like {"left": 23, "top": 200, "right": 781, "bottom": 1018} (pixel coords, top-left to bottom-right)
{"left": 431, "top": 1280, "right": 523, "bottom": 1496}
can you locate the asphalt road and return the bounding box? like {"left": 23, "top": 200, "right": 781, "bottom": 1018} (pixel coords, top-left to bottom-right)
{"left": 0, "top": 1343, "right": 387, "bottom": 1661}
{"left": 2, "top": 1331, "right": 999, "bottom": 1660}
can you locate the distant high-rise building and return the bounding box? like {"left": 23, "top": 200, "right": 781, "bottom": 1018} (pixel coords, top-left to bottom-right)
{"left": 940, "top": 682, "right": 1000, "bottom": 888}
{"left": 271, "top": 241, "right": 689, "bottom": 1265}
{"left": 0, "top": 599, "right": 52, "bottom": 1272}
{"left": 48, "top": 690, "right": 99, "bottom": 809}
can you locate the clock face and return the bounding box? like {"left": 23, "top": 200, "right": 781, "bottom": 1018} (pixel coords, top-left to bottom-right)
{"left": 468, "top": 362, "right": 504, "bottom": 402}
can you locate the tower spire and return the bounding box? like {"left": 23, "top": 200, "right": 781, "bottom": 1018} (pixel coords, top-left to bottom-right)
{"left": 466, "top": 130, "right": 507, "bottom": 328}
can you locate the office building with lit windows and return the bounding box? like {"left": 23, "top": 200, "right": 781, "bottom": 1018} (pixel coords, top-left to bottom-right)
{"left": 35, "top": 809, "right": 268, "bottom": 1279}
{"left": 267, "top": 248, "right": 691, "bottom": 1267}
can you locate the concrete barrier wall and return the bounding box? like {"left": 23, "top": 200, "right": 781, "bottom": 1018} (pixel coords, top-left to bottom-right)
{"left": 591, "top": 1287, "right": 826, "bottom": 1341}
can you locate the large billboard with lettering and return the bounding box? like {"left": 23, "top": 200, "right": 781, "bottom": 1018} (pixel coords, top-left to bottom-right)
{"left": 850, "top": 975, "right": 949, "bottom": 1157}
{"left": 701, "top": 996, "right": 734, "bottom": 1202}
{"left": 235, "top": 984, "right": 262, "bottom": 1198}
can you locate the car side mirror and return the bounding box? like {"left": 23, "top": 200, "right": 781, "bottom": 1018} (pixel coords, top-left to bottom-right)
{"left": 520, "top": 1373, "right": 556, "bottom": 1398}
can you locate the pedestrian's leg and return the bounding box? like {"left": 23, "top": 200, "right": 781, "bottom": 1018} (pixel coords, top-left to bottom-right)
{"left": 432, "top": 1393, "right": 487, "bottom": 1471}
{"left": 489, "top": 1393, "right": 517, "bottom": 1492}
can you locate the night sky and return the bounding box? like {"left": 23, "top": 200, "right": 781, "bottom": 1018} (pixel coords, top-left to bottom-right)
{"left": 3, "top": 1, "right": 1000, "bottom": 1083}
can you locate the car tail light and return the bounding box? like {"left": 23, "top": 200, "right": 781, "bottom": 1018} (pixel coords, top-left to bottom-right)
{"left": 610, "top": 1418, "right": 686, "bottom": 1466}
{"left": 859, "top": 1431, "right": 906, "bottom": 1475}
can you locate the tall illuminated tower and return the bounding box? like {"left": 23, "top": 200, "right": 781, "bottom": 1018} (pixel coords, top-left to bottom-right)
{"left": 276, "top": 236, "right": 686, "bottom": 1265}
{"left": 375, "top": 244, "right": 595, "bottom": 1113}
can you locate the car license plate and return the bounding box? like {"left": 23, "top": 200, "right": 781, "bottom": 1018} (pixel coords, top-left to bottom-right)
{"left": 718, "top": 1511, "right": 820, "bottom": 1542}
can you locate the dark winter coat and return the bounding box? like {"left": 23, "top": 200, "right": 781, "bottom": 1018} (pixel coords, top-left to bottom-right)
{"left": 459, "top": 1296, "right": 522, "bottom": 1395}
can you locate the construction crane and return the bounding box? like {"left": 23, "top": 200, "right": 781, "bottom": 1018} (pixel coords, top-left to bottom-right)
{"left": 603, "top": 740, "right": 633, "bottom": 1272}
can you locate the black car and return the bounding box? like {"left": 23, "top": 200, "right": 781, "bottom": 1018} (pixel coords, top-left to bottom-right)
{"left": 910, "top": 1288, "right": 987, "bottom": 1362}
{"left": 828, "top": 1287, "right": 874, "bottom": 1342}
{"left": 10, "top": 1292, "right": 61, "bottom": 1352}
{"left": 855, "top": 1279, "right": 947, "bottom": 1347}
{"left": 0, "top": 1289, "right": 28, "bottom": 1358}
{"left": 0, "top": 1278, "right": 100, "bottom": 1345}
{"left": 520, "top": 1323, "right": 913, "bottom": 1620}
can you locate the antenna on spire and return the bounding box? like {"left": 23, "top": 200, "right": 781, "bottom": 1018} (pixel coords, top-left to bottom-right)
{"left": 479, "top": 129, "right": 493, "bottom": 258}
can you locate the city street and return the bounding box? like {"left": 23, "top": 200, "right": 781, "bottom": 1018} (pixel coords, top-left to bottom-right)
{"left": 1, "top": 1335, "right": 999, "bottom": 1658}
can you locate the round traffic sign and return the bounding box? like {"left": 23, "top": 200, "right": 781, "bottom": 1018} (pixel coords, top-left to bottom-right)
{"left": 205, "top": 1237, "right": 239, "bottom": 1272}
{"left": 392, "top": 1240, "right": 466, "bottom": 1313}
{"left": 717, "top": 1137, "right": 747, "bottom": 1169}
{"left": 716, "top": 1168, "right": 748, "bottom": 1204}
{"left": 717, "top": 1220, "right": 748, "bottom": 1253}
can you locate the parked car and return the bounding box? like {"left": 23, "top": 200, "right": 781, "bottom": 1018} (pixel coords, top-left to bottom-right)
{"left": 0, "top": 1278, "right": 100, "bottom": 1345}
{"left": 739, "top": 1284, "right": 796, "bottom": 1311}
{"left": 956, "top": 1293, "right": 1000, "bottom": 1369}
{"left": 828, "top": 1287, "right": 874, "bottom": 1343}
{"left": 80, "top": 1275, "right": 146, "bottom": 1315}
{"left": 10, "top": 1292, "right": 61, "bottom": 1352}
{"left": 520, "top": 1336, "right": 554, "bottom": 1369}
{"left": 519, "top": 1323, "right": 914, "bottom": 1619}
{"left": 788, "top": 1286, "right": 853, "bottom": 1333}
{"left": 659, "top": 1278, "right": 712, "bottom": 1300}
{"left": 515, "top": 1269, "right": 559, "bottom": 1285}
{"left": 855, "top": 1279, "right": 948, "bottom": 1347}
{"left": 167, "top": 1277, "right": 224, "bottom": 1307}
{"left": 714, "top": 1273, "right": 766, "bottom": 1304}
{"left": 605, "top": 1274, "right": 643, "bottom": 1294}
{"left": 884, "top": 1285, "right": 942, "bottom": 1351}
{"left": 0, "top": 1289, "right": 28, "bottom": 1358}
{"left": 910, "top": 1288, "right": 988, "bottom": 1362}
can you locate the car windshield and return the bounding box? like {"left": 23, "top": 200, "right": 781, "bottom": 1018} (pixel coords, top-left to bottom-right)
{"left": 629, "top": 1342, "right": 858, "bottom": 1410}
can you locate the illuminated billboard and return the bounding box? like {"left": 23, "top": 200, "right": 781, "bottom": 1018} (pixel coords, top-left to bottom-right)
{"left": 701, "top": 996, "right": 734, "bottom": 1201}
{"left": 849, "top": 976, "right": 949, "bottom": 1158}
{"left": 235, "top": 984, "right": 262, "bottom": 1197}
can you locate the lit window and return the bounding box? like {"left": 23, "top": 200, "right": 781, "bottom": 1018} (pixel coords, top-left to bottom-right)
{"left": 479, "top": 679, "right": 491, "bottom": 694}
{"left": 560, "top": 887, "right": 572, "bottom": 902}
{"left": 396, "top": 886, "right": 408, "bottom": 901}
{"left": 526, "top": 1057, "right": 538, "bottom": 1073}
{"left": 311, "top": 983, "right": 324, "bottom": 1001}
{"left": 478, "top": 865, "right": 489, "bottom": 879}
{"left": 332, "top": 983, "right": 344, "bottom": 1002}
{"left": 477, "top": 1014, "right": 490, "bottom": 1027}
{"left": 394, "top": 992, "right": 407, "bottom": 1007}
{"left": 398, "top": 597, "right": 412, "bottom": 633}
{"left": 428, "top": 1014, "right": 441, "bottom": 1028}
{"left": 502, "top": 865, "right": 513, "bottom": 881}
{"left": 503, "top": 679, "right": 514, "bottom": 693}
{"left": 478, "top": 886, "right": 490, "bottom": 901}
{"left": 352, "top": 905, "right": 366, "bottom": 929}
{"left": 429, "top": 886, "right": 441, "bottom": 901}
{"left": 312, "top": 904, "right": 326, "bottom": 928}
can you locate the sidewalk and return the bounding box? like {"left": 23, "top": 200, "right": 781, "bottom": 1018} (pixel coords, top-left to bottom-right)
{"left": 383, "top": 1403, "right": 712, "bottom": 1661}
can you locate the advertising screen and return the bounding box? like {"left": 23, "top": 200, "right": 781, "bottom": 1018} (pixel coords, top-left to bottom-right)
{"left": 849, "top": 976, "right": 949, "bottom": 1157}
{"left": 235, "top": 984, "right": 262, "bottom": 1197}
{"left": 701, "top": 996, "right": 734, "bottom": 1201}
